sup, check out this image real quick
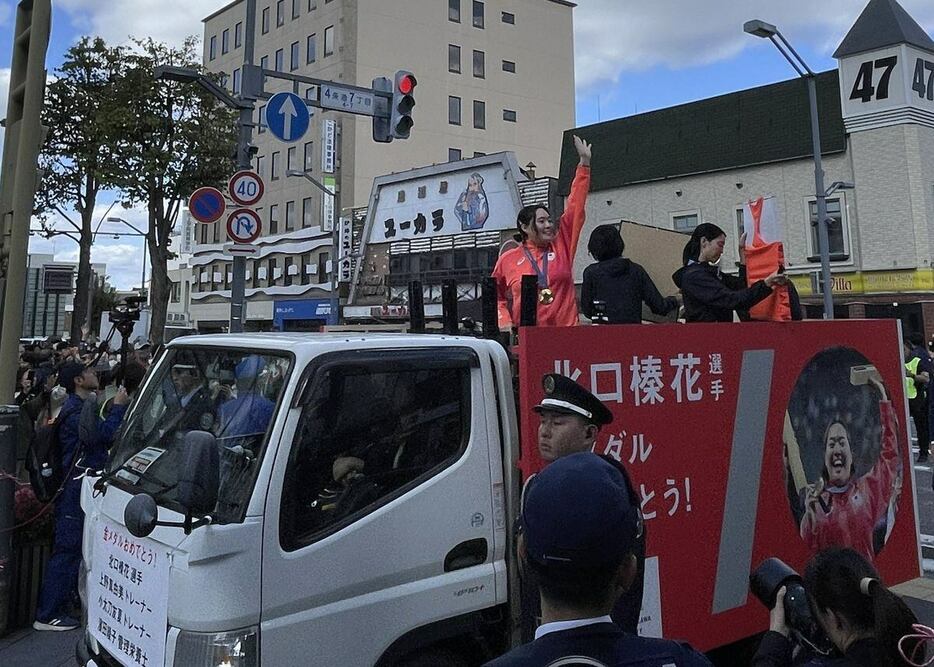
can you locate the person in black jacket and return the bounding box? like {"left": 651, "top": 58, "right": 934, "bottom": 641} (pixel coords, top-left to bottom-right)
{"left": 581, "top": 224, "right": 679, "bottom": 324}
{"left": 753, "top": 547, "right": 923, "bottom": 667}
{"left": 672, "top": 223, "right": 786, "bottom": 322}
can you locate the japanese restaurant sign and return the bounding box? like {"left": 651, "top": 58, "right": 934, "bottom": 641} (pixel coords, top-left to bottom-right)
{"left": 518, "top": 320, "right": 920, "bottom": 650}
{"left": 88, "top": 518, "right": 169, "bottom": 667}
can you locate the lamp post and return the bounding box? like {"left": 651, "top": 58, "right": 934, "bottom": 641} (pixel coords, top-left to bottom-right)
{"left": 287, "top": 168, "right": 342, "bottom": 325}
{"left": 744, "top": 19, "right": 835, "bottom": 320}
{"left": 107, "top": 216, "right": 149, "bottom": 294}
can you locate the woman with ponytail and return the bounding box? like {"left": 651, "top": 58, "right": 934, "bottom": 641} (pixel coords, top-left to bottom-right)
{"left": 753, "top": 547, "right": 925, "bottom": 666}
{"left": 671, "top": 223, "right": 786, "bottom": 322}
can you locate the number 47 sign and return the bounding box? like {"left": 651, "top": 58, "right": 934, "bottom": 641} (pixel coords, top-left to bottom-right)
{"left": 229, "top": 170, "right": 265, "bottom": 207}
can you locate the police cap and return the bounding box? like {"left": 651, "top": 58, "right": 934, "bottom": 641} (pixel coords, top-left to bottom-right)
{"left": 522, "top": 452, "right": 641, "bottom": 570}
{"left": 533, "top": 373, "right": 613, "bottom": 427}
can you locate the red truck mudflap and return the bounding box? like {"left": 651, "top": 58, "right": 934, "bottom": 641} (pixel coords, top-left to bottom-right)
{"left": 517, "top": 320, "right": 921, "bottom": 651}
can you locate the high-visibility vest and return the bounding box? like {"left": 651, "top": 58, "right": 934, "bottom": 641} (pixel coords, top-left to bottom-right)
{"left": 906, "top": 357, "right": 920, "bottom": 400}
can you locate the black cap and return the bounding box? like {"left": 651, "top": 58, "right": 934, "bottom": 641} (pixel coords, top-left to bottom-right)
{"left": 522, "top": 453, "right": 642, "bottom": 570}
{"left": 533, "top": 373, "right": 613, "bottom": 426}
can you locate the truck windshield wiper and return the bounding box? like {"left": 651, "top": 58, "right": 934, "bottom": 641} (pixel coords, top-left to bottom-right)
{"left": 94, "top": 462, "right": 176, "bottom": 499}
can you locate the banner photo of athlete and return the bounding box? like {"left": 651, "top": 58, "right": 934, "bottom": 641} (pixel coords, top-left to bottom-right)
{"left": 517, "top": 320, "right": 920, "bottom": 652}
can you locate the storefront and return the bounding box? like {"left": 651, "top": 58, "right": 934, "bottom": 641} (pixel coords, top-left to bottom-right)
{"left": 273, "top": 299, "right": 336, "bottom": 331}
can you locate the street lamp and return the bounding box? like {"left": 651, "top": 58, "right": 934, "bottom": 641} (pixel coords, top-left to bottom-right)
{"left": 744, "top": 19, "right": 837, "bottom": 320}
{"left": 287, "top": 168, "right": 343, "bottom": 325}
{"left": 107, "top": 216, "right": 149, "bottom": 296}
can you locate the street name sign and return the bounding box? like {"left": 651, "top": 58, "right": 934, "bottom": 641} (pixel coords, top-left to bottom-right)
{"left": 266, "top": 91, "right": 310, "bottom": 143}
{"left": 188, "top": 187, "right": 226, "bottom": 223}
{"left": 227, "top": 208, "right": 263, "bottom": 244}
{"left": 228, "top": 170, "right": 265, "bottom": 207}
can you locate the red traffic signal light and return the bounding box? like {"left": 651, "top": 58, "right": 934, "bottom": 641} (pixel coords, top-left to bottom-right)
{"left": 398, "top": 74, "right": 417, "bottom": 95}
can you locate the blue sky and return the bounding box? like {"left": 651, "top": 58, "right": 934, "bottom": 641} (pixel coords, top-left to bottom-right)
{"left": 1, "top": 0, "right": 932, "bottom": 288}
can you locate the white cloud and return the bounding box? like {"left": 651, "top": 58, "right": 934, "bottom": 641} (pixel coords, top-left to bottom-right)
{"left": 56, "top": 0, "right": 219, "bottom": 47}
{"left": 575, "top": 0, "right": 934, "bottom": 91}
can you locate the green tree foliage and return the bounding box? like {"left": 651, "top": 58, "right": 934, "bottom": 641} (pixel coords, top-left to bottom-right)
{"left": 35, "top": 37, "right": 129, "bottom": 342}
{"left": 115, "top": 36, "right": 237, "bottom": 347}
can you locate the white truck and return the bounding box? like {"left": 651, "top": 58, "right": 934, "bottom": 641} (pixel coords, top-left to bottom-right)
{"left": 77, "top": 331, "right": 522, "bottom": 667}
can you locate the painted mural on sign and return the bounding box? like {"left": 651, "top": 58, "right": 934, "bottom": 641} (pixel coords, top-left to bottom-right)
{"left": 454, "top": 172, "right": 490, "bottom": 231}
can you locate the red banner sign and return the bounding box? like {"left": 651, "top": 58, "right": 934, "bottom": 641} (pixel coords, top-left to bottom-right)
{"left": 518, "top": 320, "right": 920, "bottom": 651}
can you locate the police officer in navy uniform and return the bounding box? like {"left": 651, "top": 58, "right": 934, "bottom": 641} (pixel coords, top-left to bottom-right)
{"left": 522, "top": 374, "right": 644, "bottom": 638}
{"left": 487, "top": 453, "right": 712, "bottom": 667}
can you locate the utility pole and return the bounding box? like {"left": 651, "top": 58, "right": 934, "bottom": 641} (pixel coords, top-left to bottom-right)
{"left": 229, "top": 0, "right": 257, "bottom": 333}
{"left": 0, "top": 0, "right": 52, "bottom": 636}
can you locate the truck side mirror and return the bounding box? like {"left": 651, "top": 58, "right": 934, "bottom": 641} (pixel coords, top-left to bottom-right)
{"left": 125, "top": 493, "right": 159, "bottom": 538}
{"left": 177, "top": 430, "right": 219, "bottom": 515}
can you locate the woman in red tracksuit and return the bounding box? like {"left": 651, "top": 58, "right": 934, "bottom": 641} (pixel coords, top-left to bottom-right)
{"left": 492, "top": 135, "right": 591, "bottom": 328}
{"left": 799, "top": 376, "right": 901, "bottom": 562}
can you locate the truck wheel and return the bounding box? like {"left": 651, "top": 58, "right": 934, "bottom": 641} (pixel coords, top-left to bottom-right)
{"left": 398, "top": 647, "right": 470, "bottom": 667}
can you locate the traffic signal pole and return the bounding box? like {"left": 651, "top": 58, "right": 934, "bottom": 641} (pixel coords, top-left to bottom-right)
{"left": 229, "top": 0, "right": 257, "bottom": 334}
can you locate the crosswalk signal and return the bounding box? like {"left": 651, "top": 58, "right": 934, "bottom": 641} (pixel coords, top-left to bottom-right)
{"left": 391, "top": 71, "right": 417, "bottom": 139}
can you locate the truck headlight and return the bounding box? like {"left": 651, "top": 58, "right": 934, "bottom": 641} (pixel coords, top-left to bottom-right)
{"left": 174, "top": 626, "right": 259, "bottom": 667}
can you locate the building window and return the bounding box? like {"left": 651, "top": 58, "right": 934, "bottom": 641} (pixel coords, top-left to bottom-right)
{"left": 287, "top": 146, "right": 297, "bottom": 171}
{"left": 258, "top": 105, "right": 267, "bottom": 134}
{"left": 503, "top": 109, "right": 516, "bottom": 122}
{"left": 277, "top": 0, "right": 285, "bottom": 26}
{"left": 474, "top": 151, "right": 486, "bottom": 157}
{"left": 303, "top": 197, "right": 313, "bottom": 227}
{"left": 284, "top": 256, "right": 294, "bottom": 287}
{"left": 448, "top": 96, "right": 461, "bottom": 125}
{"left": 324, "top": 25, "right": 334, "bottom": 57}
{"left": 268, "top": 257, "right": 277, "bottom": 287}
{"left": 275, "top": 48, "right": 284, "bottom": 71}
{"left": 290, "top": 41, "right": 300, "bottom": 70}
{"left": 292, "top": 0, "right": 300, "bottom": 19}
{"left": 671, "top": 211, "right": 700, "bottom": 232}
{"left": 271, "top": 151, "right": 280, "bottom": 180}
{"left": 222, "top": 29, "right": 230, "bottom": 54}
{"left": 232, "top": 68, "right": 241, "bottom": 95}
{"left": 472, "top": 0, "right": 484, "bottom": 28}
{"left": 286, "top": 200, "right": 296, "bottom": 231}
{"left": 209, "top": 35, "right": 217, "bottom": 60}
{"left": 449, "top": 44, "right": 461, "bottom": 74}
{"left": 303, "top": 141, "right": 314, "bottom": 170}
{"left": 256, "top": 154, "right": 266, "bottom": 177}
{"left": 807, "top": 196, "right": 850, "bottom": 261}
{"left": 318, "top": 252, "right": 330, "bottom": 283}
{"left": 473, "top": 50, "right": 485, "bottom": 78}
{"left": 473, "top": 100, "right": 485, "bottom": 129}
{"left": 262, "top": 7, "right": 270, "bottom": 33}
{"left": 502, "top": 59, "right": 516, "bottom": 73}
{"left": 448, "top": 148, "right": 462, "bottom": 162}
{"left": 307, "top": 34, "right": 316, "bottom": 63}
{"left": 235, "top": 22, "right": 243, "bottom": 48}
{"left": 449, "top": 0, "right": 460, "bottom": 22}
{"left": 269, "top": 204, "right": 280, "bottom": 236}
{"left": 308, "top": 0, "right": 316, "bottom": 9}
{"left": 502, "top": 11, "right": 515, "bottom": 24}
{"left": 260, "top": 54, "right": 269, "bottom": 70}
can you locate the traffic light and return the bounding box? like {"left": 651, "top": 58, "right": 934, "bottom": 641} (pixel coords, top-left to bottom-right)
{"left": 390, "top": 71, "right": 417, "bottom": 139}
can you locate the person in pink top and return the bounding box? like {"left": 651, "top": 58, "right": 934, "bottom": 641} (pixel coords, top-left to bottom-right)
{"left": 492, "top": 135, "right": 592, "bottom": 328}
{"left": 799, "top": 375, "right": 901, "bottom": 562}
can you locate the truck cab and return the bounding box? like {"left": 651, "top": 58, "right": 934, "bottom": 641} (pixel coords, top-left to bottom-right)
{"left": 78, "top": 332, "right": 521, "bottom": 667}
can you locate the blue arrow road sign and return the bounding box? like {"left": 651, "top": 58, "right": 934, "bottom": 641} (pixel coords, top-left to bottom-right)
{"left": 266, "top": 92, "right": 310, "bottom": 143}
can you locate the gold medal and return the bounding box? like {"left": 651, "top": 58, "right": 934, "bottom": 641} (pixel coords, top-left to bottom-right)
{"left": 539, "top": 288, "right": 554, "bottom": 305}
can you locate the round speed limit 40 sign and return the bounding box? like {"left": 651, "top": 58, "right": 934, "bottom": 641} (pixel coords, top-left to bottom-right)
{"left": 227, "top": 208, "right": 263, "bottom": 244}
{"left": 228, "top": 170, "right": 265, "bottom": 207}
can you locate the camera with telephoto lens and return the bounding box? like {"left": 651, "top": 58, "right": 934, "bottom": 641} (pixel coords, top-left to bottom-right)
{"left": 750, "top": 557, "right": 833, "bottom": 655}
{"left": 109, "top": 294, "right": 145, "bottom": 338}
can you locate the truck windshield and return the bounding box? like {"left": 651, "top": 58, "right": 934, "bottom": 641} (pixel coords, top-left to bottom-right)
{"left": 109, "top": 347, "right": 292, "bottom": 523}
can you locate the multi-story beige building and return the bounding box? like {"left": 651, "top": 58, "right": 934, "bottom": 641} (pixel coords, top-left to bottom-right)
{"left": 190, "top": 0, "right": 576, "bottom": 331}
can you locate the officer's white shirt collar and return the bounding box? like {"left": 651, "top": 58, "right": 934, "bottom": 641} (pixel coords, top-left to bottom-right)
{"left": 535, "top": 615, "right": 614, "bottom": 640}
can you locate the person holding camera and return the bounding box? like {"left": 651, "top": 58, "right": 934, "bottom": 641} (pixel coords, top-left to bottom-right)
{"left": 753, "top": 547, "right": 924, "bottom": 667}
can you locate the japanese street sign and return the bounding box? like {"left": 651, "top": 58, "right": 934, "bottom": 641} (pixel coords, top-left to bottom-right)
{"left": 266, "top": 91, "right": 310, "bottom": 143}
{"left": 320, "top": 84, "right": 376, "bottom": 115}
{"left": 228, "top": 170, "right": 265, "bottom": 207}
{"left": 188, "top": 186, "right": 226, "bottom": 224}
{"left": 225, "top": 243, "right": 259, "bottom": 257}
{"left": 226, "top": 208, "right": 262, "bottom": 244}
{"left": 321, "top": 176, "right": 336, "bottom": 232}
{"left": 321, "top": 119, "right": 336, "bottom": 174}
